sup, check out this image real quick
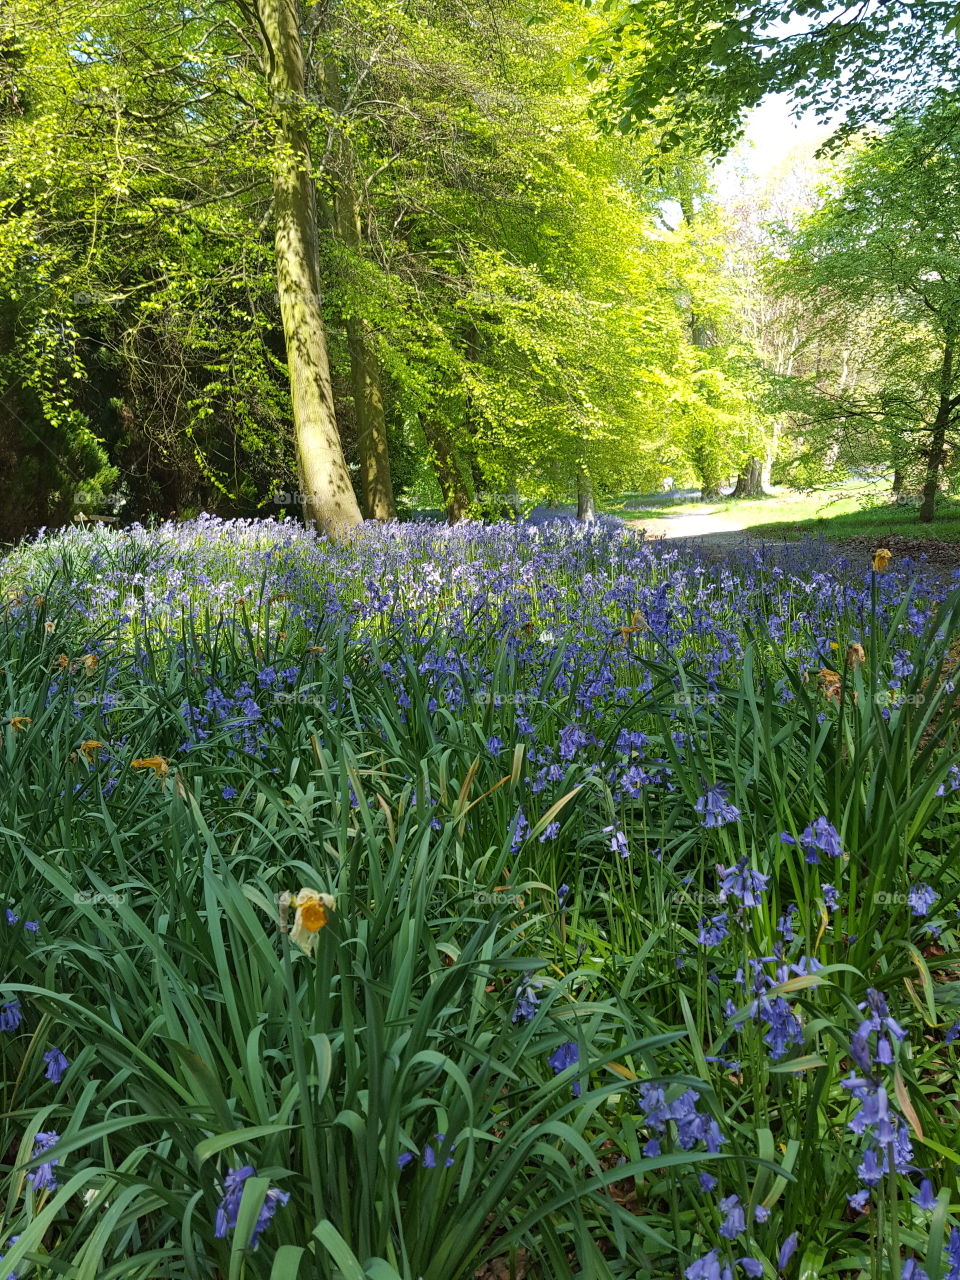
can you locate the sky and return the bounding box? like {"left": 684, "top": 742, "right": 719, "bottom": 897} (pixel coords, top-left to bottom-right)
{"left": 714, "top": 93, "right": 834, "bottom": 203}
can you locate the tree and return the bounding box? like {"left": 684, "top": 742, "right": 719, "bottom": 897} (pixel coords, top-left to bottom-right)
{"left": 252, "top": 0, "right": 363, "bottom": 534}
{"left": 586, "top": 0, "right": 960, "bottom": 154}
{"left": 770, "top": 99, "right": 960, "bottom": 522}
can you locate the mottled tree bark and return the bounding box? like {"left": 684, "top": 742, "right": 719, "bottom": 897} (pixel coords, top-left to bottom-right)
{"left": 920, "top": 338, "right": 954, "bottom": 524}
{"left": 258, "top": 0, "right": 363, "bottom": 536}
{"left": 733, "top": 455, "right": 764, "bottom": 498}
{"left": 577, "top": 467, "right": 596, "bottom": 523}
{"left": 320, "top": 51, "right": 395, "bottom": 520}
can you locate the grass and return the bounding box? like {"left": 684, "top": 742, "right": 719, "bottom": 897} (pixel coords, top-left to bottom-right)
{"left": 1, "top": 517, "right": 960, "bottom": 1278}
{"left": 602, "top": 481, "right": 960, "bottom": 546}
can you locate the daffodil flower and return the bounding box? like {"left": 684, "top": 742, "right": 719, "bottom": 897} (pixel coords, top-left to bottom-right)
{"left": 280, "top": 888, "right": 335, "bottom": 956}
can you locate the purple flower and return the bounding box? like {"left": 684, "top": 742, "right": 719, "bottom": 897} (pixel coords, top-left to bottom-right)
{"left": 946, "top": 1019, "right": 960, "bottom": 1044}
{"left": 215, "top": 1165, "right": 255, "bottom": 1237}
{"left": 719, "top": 1193, "right": 745, "bottom": 1239}
{"left": 695, "top": 786, "right": 741, "bottom": 828}
{"left": 699, "top": 1172, "right": 718, "bottom": 1192}
{"left": 902, "top": 1261, "right": 929, "bottom": 1280}
{"left": 777, "top": 1232, "right": 799, "bottom": 1270}
{"left": 603, "top": 825, "right": 630, "bottom": 857}
{"left": 908, "top": 883, "right": 937, "bottom": 917}
{"left": 512, "top": 978, "right": 542, "bottom": 1023}
{"left": 250, "top": 1187, "right": 290, "bottom": 1248}
{"left": 821, "top": 882, "right": 840, "bottom": 911}
{"left": 797, "top": 816, "right": 843, "bottom": 864}
{"left": 396, "top": 1152, "right": 414, "bottom": 1168}
{"left": 847, "top": 1188, "right": 870, "bottom": 1211}
{"left": 0, "top": 1001, "right": 22, "bottom": 1033}
{"left": 913, "top": 1178, "right": 937, "bottom": 1210}
{"left": 27, "top": 1130, "right": 60, "bottom": 1192}
{"left": 221, "top": 786, "right": 238, "bottom": 799}
{"left": 0, "top": 1234, "right": 19, "bottom": 1280}
{"left": 946, "top": 1225, "right": 960, "bottom": 1280}
{"left": 215, "top": 1165, "right": 288, "bottom": 1247}
{"left": 547, "top": 1041, "right": 581, "bottom": 1095}
{"left": 697, "top": 913, "right": 729, "bottom": 947}
{"left": 717, "top": 859, "right": 769, "bottom": 908}
{"left": 686, "top": 1250, "right": 721, "bottom": 1280}
{"left": 557, "top": 884, "right": 570, "bottom": 906}
{"left": 42, "top": 1048, "right": 69, "bottom": 1083}
{"left": 422, "top": 1133, "right": 455, "bottom": 1168}
{"left": 740, "top": 1262, "right": 763, "bottom": 1279}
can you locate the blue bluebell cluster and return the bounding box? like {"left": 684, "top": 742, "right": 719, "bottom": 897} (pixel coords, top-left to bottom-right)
{"left": 214, "top": 1165, "right": 289, "bottom": 1249}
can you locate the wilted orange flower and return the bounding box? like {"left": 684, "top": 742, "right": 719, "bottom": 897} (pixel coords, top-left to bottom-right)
{"left": 9, "top": 716, "right": 31, "bottom": 732}
{"left": 872, "top": 547, "right": 892, "bottom": 572}
{"left": 80, "top": 654, "right": 97, "bottom": 676}
{"left": 846, "top": 642, "right": 866, "bottom": 668}
{"left": 32, "top": 595, "right": 45, "bottom": 609}
{"left": 80, "top": 740, "right": 103, "bottom": 760}
{"left": 269, "top": 593, "right": 292, "bottom": 603}
{"left": 43, "top": 621, "right": 56, "bottom": 634}
{"left": 131, "top": 755, "right": 169, "bottom": 776}
{"left": 55, "top": 653, "right": 70, "bottom": 670}
{"left": 818, "top": 668, "right": 842, "bottom": 703}
{"left": 280, "top": 888, "right": 336, "bottom": 956}
{"left": 618, "top": 610, "right": 646, "bottom": 644}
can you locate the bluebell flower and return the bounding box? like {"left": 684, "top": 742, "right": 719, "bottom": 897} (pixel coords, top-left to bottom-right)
{"left": 27, "top": 1130, "right": 60, "bottom": 1191}
{"left": 902, "top": 1260, "right": 928, "bottom": 1280}
{"left": 847, "top": 1188, "right": 870, "bottom": 1211}
{"left": 946, "top": 1225, "right": 960, "bottom": 1280}
{"left": 946, "top": 1019, "right": 960, "bottom": 1044}
{"left": 215, "top": 1165, "right": 255, "bottom": 1237}
{"left": 753, "top": 1205, "right": 770, "bottom": 1223}
{"left": 547, "top": 1041, "right": 581, "bottom": 1095}
{"left": 250, "top": 1187, "right": 290, "bottom": 1248}
{"left": 740, "top": 1262, "right": 763, "bottom": 1278}
{"left": 603, "top": 825, "right": 630, "bottom": 857}
{"left": 0, "top": 1001, "right": 22, "bottom": 1032}
{"left": 699, "top": 1172, "right": 718, "bottom": 1192}
{"left": 696, "top": 913, "right": 729, "bottom": 947}
{"left": 557, "top": 884, "right": 570, "bottom": 906}
{"left": 685, "top": 1250, "right": 722, "bottom": 1280}
{"left": 42, "top": 1048, "right": 69, "bottom": 1083}
{"left": 396, "top": 1152, "right": 414, "bottom": 1168}
{"left": 913, "top": 1179, "right": 937, "bottom": 1210}
{"left": 821, "top": 883, "right": 840, "bottom": 911}
{"left": 221, "top": 786, "right": 238, "bottom": 799}
{"left": 215, "top": 1165, "right": 288, "bottom": 1247}
{"left": 695, "top": 786, "right": 741, "bottom": 828}
{"left": 512, "top": 977, "right": 542, "bottom": 1023}
{"left": 719, "top": 1194, "right": 745, "bottom": 1239}
{"left": 717, "top": 859, "right": 769, "bottom": 908}
{"left": 643, "top": 1138, "right": 661, "bottom": 1157}
{"left": 777, "top": 1232, "right": 799, "bottom": 1270}
{"left": 908, "top": 883, "right": 937, "bottom": 917}
{"left": 0, "top": 1233, "right": 19, "bottom": 1280}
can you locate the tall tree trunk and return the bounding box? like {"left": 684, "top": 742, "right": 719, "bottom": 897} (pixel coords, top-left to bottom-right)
{"left": 920, "top": 337, "right": 954, "bottom": 524}
{"left": 257, "top": 0, "right": 362, "bottom": 536}
{"left": 421, "top": 418, "right": 469, "bottom": 523}
{"left": 577, "top": 467, "right": 596, "bottom": 523}
{"left": 732, "top": 455, "right": 764, "bottom": 498}
{"left": 319, "top": 51, "right": 395, "bottom": 520}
